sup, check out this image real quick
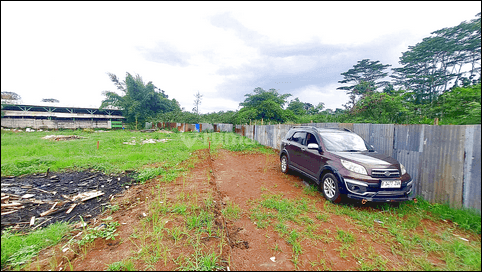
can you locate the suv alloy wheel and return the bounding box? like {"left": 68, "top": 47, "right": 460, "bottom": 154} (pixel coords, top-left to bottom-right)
{"left": 321, "top": 173, "right": 341, "bottom": 203}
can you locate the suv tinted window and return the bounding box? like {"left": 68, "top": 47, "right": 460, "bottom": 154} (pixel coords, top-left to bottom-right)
{"left": 319, "top": 132, "right": 368, "bottom": 152}
{"left": 291, "top": 132, "right": 306, "bottom": 145}
{"left": 305, "top": 133, "right": 318, "bottom": 146}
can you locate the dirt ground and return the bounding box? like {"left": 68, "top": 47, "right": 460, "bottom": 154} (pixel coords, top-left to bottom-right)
{"left": 11, "top": 148, "right": 480, "bottom": 271}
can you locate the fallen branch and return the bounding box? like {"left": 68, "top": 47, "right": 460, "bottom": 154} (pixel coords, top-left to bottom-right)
{"left": 1, "top": 221, "right": 30, "bottom": 226}
{"left": 81, "top": 192, "right": 104, "bottom": 202}
{"left": 71, "top": 190, "right": 104, "bottom": 202}
{"left": 1, "top": 202, "right": 23, "bottom": 208}
{"left": 32, "top": 218, "right": 52, "bottom": 230}
{"left": 31, "top": 187, "right": 56, "bottom": 194}
{"left": 1, "top": 210, "right": 20, "bottom": 216}
{"left": 66, "top": 203, "right": 77, "bottom": 214}
{"left": 40, "top": 202, "right": 58, "bottom": 217}
{"left": 79, "top": 174, "right": 99, "bottom": 182}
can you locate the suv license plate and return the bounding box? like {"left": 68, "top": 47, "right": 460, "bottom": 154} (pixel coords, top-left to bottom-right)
{"left": 380, "top": 180, "right": 401, "bottom": 188}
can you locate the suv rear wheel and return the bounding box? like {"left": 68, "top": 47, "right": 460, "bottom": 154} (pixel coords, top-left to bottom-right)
{"left": 280, "top": 154, "right": 289, "bottom": 173}
{"left": 321, "top": 173, "right": 341, "bottom": 203}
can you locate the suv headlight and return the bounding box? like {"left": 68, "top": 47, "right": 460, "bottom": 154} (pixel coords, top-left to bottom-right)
{"left": 400, "top": 163, "right": 407, "bottom": 175}
{"left": 341, "top": 159, "right": 367, "bottom": 175}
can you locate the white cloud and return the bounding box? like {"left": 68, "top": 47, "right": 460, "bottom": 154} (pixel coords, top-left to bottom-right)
{"left": 294, "top": 84, "right": 349, "bottom": 110}
{"left": 1, "top": 1, "right": 480, "bottom": 114}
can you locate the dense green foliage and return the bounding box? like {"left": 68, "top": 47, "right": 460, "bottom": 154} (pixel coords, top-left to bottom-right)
{"left": 100, "top": 73, "right": 181, "bottom": 128}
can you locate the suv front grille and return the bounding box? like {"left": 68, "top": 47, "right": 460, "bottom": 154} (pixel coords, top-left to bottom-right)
{"left": 371, "top": 169, "right": 400, "bottom": 178}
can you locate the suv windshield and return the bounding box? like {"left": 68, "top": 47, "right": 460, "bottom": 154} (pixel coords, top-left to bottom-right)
{"left": 319, "top": 132, "right": 368, "bottom": 152}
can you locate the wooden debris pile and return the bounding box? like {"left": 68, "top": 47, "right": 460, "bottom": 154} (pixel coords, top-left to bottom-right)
{"left": 41, "top": 135, "right": 87, "bottom": 141}
{"left": 1, "top": 190, "right": 105, "bottom": 230}
{"left": 1, "top": 170, "right": 136, "bottom": 231}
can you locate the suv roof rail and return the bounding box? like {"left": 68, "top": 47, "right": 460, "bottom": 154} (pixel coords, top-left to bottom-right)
{"left": 290, "top": 126, "right": 352, "bottom": 132}
{"left": 290, "top": 125, "right": 317, "bottom": 129}
{"left": 318, "top": 127, "right": 352, "bottom": 132}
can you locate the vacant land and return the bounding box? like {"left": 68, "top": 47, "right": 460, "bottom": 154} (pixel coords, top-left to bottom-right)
{"left": 1, "top": 129, "right": 481, "bottom": 271}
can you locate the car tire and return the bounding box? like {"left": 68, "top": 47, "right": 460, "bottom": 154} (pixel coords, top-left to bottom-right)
{"left": 280, "top": 154, "right": 289, "bottom": 174}
{"left": 321, "top": 173, "right": 342, "bottom": 203}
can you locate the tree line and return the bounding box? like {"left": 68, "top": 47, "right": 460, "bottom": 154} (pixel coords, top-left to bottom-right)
{"left": 100, "top": 13, "right": 480, "bottom": 127}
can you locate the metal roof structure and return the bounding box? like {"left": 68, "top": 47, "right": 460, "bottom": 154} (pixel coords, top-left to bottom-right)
{"left": 1, "top": 103, "right": 124, "bottom": 120}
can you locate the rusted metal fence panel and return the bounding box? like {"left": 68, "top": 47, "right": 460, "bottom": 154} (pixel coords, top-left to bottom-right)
{"left": 419, "top": 125, "right": 466, "bottom": 208}
{"left": 353, "top": 123, "right": 371, "bottom": 143}
{"left": 370, "top": 124, "right": 394, "bottom": 157}
{"left": 200, "top": 123, "right": 214, "bottom": 132}
{"left": 216, "top": 123, "right": 233, "bottom": 132}
{"left": 463, "top": 125, "right": 481, "bottom": 212}
{"left": 393, "top": 125, "right": 426, "bottom": 198}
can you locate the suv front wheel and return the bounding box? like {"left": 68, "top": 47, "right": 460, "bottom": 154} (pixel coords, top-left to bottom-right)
{"left": 321, "top": 173, "right": 341, "bottom": 203}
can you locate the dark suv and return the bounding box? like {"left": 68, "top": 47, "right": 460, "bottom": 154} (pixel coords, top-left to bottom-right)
{"left": 279, "top": 126, "right": 414, "bottom": 203}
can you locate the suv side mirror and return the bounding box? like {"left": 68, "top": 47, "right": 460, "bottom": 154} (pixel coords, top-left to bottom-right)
{"left": 307, "top": 143, "right": 319, "bottom": 150}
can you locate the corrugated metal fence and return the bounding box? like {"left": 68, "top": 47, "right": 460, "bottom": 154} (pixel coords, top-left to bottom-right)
{"left": 146, "top": 122, "right": 233, "bottom": 132}
{"left": 235, "top": 123, "right": 481, "bottom": 212}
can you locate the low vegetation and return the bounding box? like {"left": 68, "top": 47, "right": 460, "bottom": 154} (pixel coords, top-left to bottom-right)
{"left": 1, "top": 128, "right": 480, "bottom": 271}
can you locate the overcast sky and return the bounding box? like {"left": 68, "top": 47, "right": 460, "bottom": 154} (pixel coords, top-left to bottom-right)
{"left": 2, "top": 1, "right": 480, "bottom": 113}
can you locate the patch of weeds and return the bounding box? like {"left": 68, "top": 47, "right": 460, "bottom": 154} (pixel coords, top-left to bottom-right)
{"left": 442, "top": 238, "right": 481, "bottom": 271}
{"left": 336, "top": 229, "right": 355, "bottom": 244}
{"left": 78, "top": 221, "right": 120, "bottom": 246}
{"left": 300, "top": 215, "right": 314, "bottom": 225}
{"left": 169, "top": 227, "right": 187, "bottom": 245}
{"left": 316, "top": 212, "right": 331, "bottom": 222}
{"left": 175, "top": 251, "right": 223, "bottom": 271}
{"left": 105, "top": 259, "right": 136, "bottom": 271}
{"left": 171, "top": 203, "right": 189, "bottom": 216}
{"left": 410, "top": 197, "right": 481, "bottom": 234}
{"left": 108, "top": 204, "right": 120, "bottom": 214}
{"left": 354, "top": 254, "right": 388, "bottom": 271}
{"left": 274, "top": 222, "right": 289, "bottom": 236}
{"left": 1, "top": 222, "right": 71, "bottom": 270}
{"left": 303, "top": 184, "right": 319, "bottom": 196}
{"left": 222, "top": 201, "right": 242, "bottom": 221}
{"left": 336, "top": 243, "right": 351, "bottom": 259}
{"left": 249, "top": 206, "right": 273, "bottom": 229}
{"left": 287, "top": 230, "right": 302, "bottom": 256}
{"left": 272, "top": 243, "right": 282, "bottom": 252}
{"left": 136, "top": 167, "right": 166, "bottom": 183}
{"left": 186, "top": 210, "right": 213, "bottom": 231}
{"left": 203, "top": 195, "right": 214, "bottom": 209}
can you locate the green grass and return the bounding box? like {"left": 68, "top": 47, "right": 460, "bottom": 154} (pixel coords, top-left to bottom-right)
{"left": 1, "top": 222, "right": 71, "bottom": 270}
{"left": 175, "top": 251, "right": 224, "bottom": 271}
{"left": 1, "top": 129, "right": 208, "bottom": 176}
{"left": 221, "top": 201, "right": 242, "bottom": 221}
{"left": 323, "top": 199, "right": 481, "bottom": 271}
{"left": 105, "top": 259, "right": 136, "bottom": 271}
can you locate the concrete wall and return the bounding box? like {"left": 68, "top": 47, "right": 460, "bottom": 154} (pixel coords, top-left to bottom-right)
{"left": 1, "top": 118, "right": 111, "bottom": 129}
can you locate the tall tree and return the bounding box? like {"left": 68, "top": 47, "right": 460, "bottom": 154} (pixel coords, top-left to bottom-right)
{"left": 287, "top": 98, "right": 306, "bottom": 115}
{"left": 100, "top": 72, "right": 180, "bottom": 126}
{"left": 391, "top": 13, "right": 481, "bottom": 109}
{"left": 193, "top": 91, "right": 203, "bottom": 115}
{"left": 337, "top": 59, "right": 391, "bottom": 109}
{"left": 235, "top": 87, "right": 293, "bottom": 123}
